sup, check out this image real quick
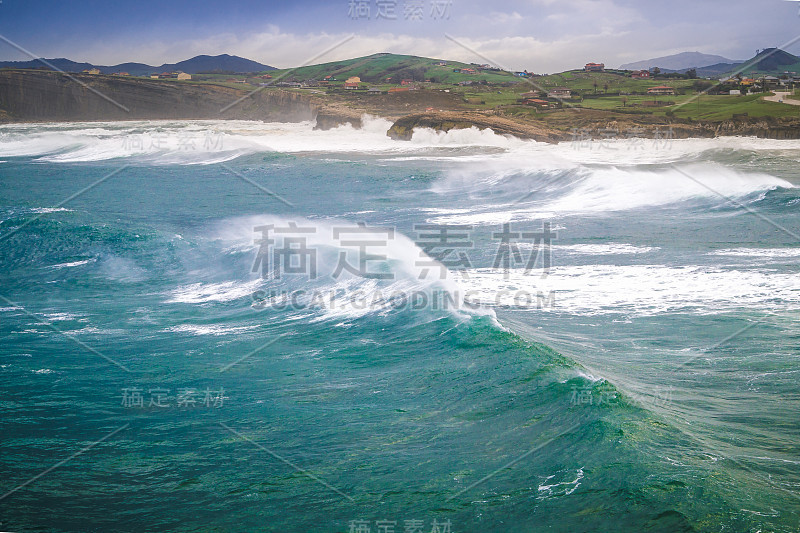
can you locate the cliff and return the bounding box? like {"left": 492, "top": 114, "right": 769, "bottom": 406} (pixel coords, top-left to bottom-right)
{"left": 386, "top": 112, "right": 569, "bottom": 142}
{"left": 0, "top": 70, "right": 318, "bottom": 123}
{"left": 386, "top": 112, "right": 800, "bottom": 142}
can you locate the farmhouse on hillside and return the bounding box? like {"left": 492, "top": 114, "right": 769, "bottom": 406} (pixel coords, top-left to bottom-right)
{"left": 548, "top": 87, "right": 572, "bottom": 99}
{"left": 344, "top": 76, "right": 362, "bottom": 90}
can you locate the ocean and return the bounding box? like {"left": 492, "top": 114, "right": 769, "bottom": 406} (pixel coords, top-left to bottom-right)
{"left": 1, "top": 117, "right": 799, "bottom": 532}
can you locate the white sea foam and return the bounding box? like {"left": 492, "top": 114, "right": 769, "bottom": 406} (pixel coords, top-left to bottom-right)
{"left": 167, "top": 279, "right": 264, "bottom": 304}
{"left": 553, "top": 244, "right": 659, "bottom": 255}
{"left": 538, "top": 468, "right": 584, "bottom": 498}
{"left": 29, "top": 207, "right": 73, "bottom": 214}
{"left": 175, "top": 215, "right": 501, "bottom": 325}
{"left": 178, "top": 212, "right": 800, "bottom": 322}
{"left": 165, "top": 324, "right": 260, "bottom": 336}
{"left": 42, "top": 312, "right": 85, "bottom": 322}
{"left": 4, "top": 118, "right": 799, "bottom": 168}
{"left": 47, "top": 258, "right": 96, "bottom": 269}
{"left": 428, "top": 163, "right": 792, "bottom": 224}
{"left": 0, "top": 118, "right": 404, "bottom": 164}
{"left": 457, "top": 264, "right": 800, "bottom": 316}
{"left": 709, "top": 248, "right": 800, "bottom": 258}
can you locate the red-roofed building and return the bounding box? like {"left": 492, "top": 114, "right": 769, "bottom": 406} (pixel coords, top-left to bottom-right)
{"left": 585, "top": 63, "right": 605, "bottom": 72}
{"left": 631, "top": 70, "right": 650, "bottom": 79}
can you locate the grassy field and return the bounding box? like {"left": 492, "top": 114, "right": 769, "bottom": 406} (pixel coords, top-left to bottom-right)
{"left": 257, "top": 53, "right": 517, "bottom": 84}
{"left": 532, "top": 70, "right": 698, "bottom": 94}
{"left": 455, "top": 80, "right": 800, "bottom": 120}
{"left": 664, "top": 93, "right": 800, "bottom": 120}
{"left": 577, "top": 94, "right": 678, "bottom": 110}
{"left": 572, "top": 92, "right": 800, "bottom": 120}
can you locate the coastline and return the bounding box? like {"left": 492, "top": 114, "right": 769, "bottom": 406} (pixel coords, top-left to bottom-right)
{"left": 381, "top": 110, "right": 800, "bottom": 142}
{"left": 2, "top": 69, "right": 800, "bottom": 143}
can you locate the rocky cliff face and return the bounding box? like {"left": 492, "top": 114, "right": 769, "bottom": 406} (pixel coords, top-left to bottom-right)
{"left": 0, "top": 70, "right": 318, "bottom": 123}
{"left": 710, "top": 117, "right": 800, "bottom": 139}
{"left": 387, "top": 112, "right": 800, "bottom": 143}
{"left": 387, "top": 112, "right": 569, "bottom": 143}
{"left": 312, "top": 106, "right": 364, "bottom": 130}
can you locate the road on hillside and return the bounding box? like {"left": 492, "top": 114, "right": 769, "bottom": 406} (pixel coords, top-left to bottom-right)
{"left": 764, "top": 91, "right": 800, "bottom": 106}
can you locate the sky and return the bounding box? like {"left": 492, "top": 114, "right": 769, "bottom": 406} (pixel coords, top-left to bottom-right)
{"left": 1, "top": 0, "right": 799, "bottom": 72}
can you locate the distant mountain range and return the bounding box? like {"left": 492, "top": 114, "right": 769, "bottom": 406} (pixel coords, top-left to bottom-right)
{"left": 3, "top": 49, "right": 799, "bottom": 81}
{"left": 621, "top": 49, "right": 800, "bottom": 78}
{"left": 0, "top": 54, "right": 275, "bottom": 76}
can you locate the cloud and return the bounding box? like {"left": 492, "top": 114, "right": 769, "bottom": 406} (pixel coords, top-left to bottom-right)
{"left": 488, "top": 11, "right": 524, "bottom": 24}
{"left": 18, "top": 0, "right": 800, "bottom": 71}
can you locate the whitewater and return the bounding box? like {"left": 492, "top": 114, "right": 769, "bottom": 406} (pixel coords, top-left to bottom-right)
{"left": 1, "top": 117, "right": 799, "bottom": 532}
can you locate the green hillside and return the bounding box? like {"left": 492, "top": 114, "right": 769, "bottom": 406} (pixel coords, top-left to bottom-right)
{"left": 257, "top": 53, "right": 517, "bottom": 84}
{"left": 532, "top": 70, "right": 699, "bottom": 94}
{"left": 176, "top": 50, "right": 800, "bottom": 125}
{"left": 742, "top": 59, "right": 800, "bottom": 76}
{"left": 698, "top": 48, "right": 800, "bottom": 78}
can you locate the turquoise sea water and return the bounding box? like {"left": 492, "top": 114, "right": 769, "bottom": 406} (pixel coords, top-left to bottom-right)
{"left": 1, "top": 119, "right": 800, "bottom": 532}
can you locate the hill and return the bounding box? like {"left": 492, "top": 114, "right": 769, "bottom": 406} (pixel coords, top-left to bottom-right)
{"left": 621, "top": 52, "right": 737, "bottom": 71}
{"left": 0, "top": 54, "right": 275, "bottom": 76}
{"left": 263, "top": 53, "right": 517, "bottom": 84}
{"left": 693, "top": 48, "right": 800, "bottom": 78}
{"left": 160, "top": 54, "right": 275, "bottom": 75}
{"left": 747, "top": 47, "right": 800, "bottom": 72}
{"left": 0, "top": 58, "right": 97, "bottom": 73}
